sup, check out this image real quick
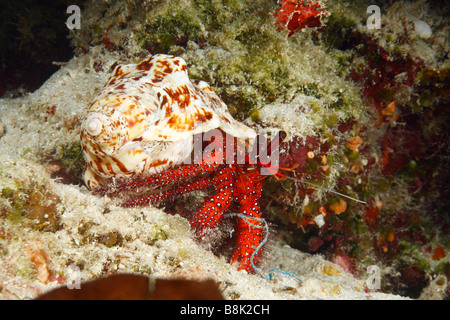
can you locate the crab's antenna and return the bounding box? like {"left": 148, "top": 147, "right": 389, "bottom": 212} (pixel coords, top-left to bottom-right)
{"left": 224, "top": 213, "right": 303, "bottom": 284}
{"left": 280, "top": 171, "right": 367, "bottom": 205}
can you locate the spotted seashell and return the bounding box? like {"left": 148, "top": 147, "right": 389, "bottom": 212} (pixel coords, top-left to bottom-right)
{"left": 81, "top": 54, "right": 256, "bottom": 189}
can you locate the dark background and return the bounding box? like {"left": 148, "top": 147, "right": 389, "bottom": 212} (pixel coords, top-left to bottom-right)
{"left": 0, "top": 0, "right": 85, "bottom": 97}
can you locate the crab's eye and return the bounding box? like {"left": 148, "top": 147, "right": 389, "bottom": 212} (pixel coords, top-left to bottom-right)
{"left": 85, "top": 114, "right": 103, "bottom": 136}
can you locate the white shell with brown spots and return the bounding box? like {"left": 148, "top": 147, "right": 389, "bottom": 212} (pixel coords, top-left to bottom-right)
{"left": 81, "top": 54, "right": 256, "bottom": 189}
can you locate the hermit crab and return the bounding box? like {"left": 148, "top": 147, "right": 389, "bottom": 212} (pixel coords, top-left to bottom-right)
{"left": 80, "top": 54, "right": 285, "bottom": 272}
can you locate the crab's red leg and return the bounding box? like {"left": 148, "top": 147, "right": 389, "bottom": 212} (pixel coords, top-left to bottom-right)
{"left": 120, "top": 175, "right": 210, "bottom": 207}
{"left": 121, "top": 164, "right": 229, "bottom": 207}
{"left": 189, "top": 165, "right": 235, "bottom": 238}
{"left": 230, "top": 170, "right": 265, "bottom": 272}
{"left": 96, "top": 160, "right": 224, "bottom": 195}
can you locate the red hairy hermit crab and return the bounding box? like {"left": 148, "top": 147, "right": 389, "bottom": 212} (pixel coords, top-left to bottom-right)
{"left": 80, "top": 54, "right": 288, "bottom": 272}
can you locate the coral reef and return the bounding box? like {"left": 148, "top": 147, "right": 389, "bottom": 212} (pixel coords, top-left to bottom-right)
{"left": 0, "top": 0, "right": 448, "bottom": 299}
{"left": 273, "top": 0, "right": 330, "bottom": 37}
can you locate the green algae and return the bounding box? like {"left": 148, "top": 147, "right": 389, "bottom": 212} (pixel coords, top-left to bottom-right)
{"left": 57, "top": 143, "right": 84, "bottom": 180}
{"left": 1, "top": 182, "right": 61, "bottom": 232}
{"left": 74, "top": 0, "right": 365, "bottom": 122}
